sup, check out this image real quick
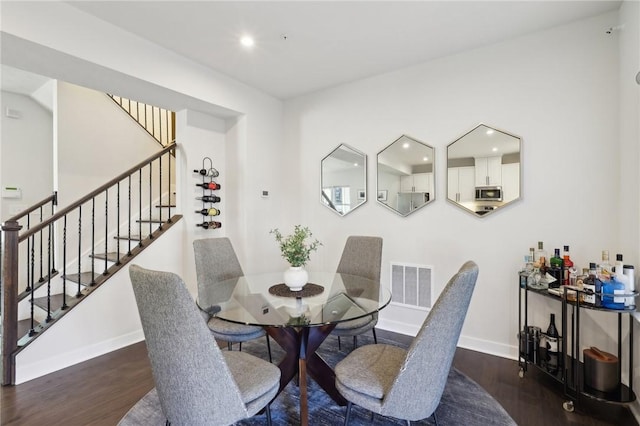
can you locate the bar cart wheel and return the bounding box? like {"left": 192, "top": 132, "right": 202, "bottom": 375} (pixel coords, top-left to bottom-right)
{"left": 563, "top": 401, "right": 574, "bottom": 412}
{"left": 518, "top": 368, "right": 524, "bottom": 378}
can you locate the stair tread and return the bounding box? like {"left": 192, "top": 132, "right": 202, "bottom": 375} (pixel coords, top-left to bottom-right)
{"left": 114, "top": 234, "right": 144, "bottom": 241}
{"left": 63, "top": 271, "right": 99, "bottom": 286}
{"left": 33, "top": 293, "right": 80, "bottom": 313}
{"left": 90, "top": 252, "right": 123, "bottom": 262}
{"left": 18, "top": 318, "right": 38, "bottom": 337}
{"left": 17, "top": 270, "right": 60, "bottom": 302}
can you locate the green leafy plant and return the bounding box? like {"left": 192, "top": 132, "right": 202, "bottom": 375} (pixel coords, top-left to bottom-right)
{"left": 271, "top": 225, "right": 322, "bottom": 267}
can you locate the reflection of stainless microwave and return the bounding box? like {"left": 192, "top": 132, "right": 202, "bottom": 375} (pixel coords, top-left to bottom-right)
{"left": 475, "top": 186, "right": 503, "bottom": 201}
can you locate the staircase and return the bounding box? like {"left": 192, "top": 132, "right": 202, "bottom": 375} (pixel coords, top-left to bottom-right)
{"left": 1, "top": 143, "right": 181, "bottom": 385}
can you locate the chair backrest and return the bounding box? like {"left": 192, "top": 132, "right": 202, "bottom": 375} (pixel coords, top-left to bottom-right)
{"left": 193, "top": 237, "right": 244, "bottom": 304}
{"left": 129, "top": 264, "right": 248, "bottom": 426}
{"left": 382, "top": 261, "right": 479, "bottom": 421}
{"left": 336, "top": 236, "right": 383, "bottom": 283}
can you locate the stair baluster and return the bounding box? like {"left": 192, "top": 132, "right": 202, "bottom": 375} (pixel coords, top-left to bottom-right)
{"left": 76, "top": 206, "right": 83, "bottom": 298}
{"left": 91, "top": 198, "right": 96, "bottom": 286}
{"left": 25, "top": 216, "right": 31, "bottom": 292}
{"left": 28, "top": 234, "right": 36, "bottom": 336}
{"left": 46, "top": 224, "right": 52, "bottom": 322}
{"left": 62, "top": 215, "right": 68, "bottom": 310}
{"left": 148, "top": 164, "right": 153, "bottom": 239}
{"left": 138, "top": 169, "right": 142, "bottom": 247}
{"left": 103, "top": 189, "right": 108, "bottom": 275}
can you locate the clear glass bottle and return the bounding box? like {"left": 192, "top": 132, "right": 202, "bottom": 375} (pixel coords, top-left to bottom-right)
{"left": 535, "top": 241, "right": 548, "bottom": 273}
{"left": 598, "top": 250, "right": 613, "bottom": 281}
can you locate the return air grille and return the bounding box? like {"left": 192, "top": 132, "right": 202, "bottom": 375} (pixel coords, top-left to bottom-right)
{"left": 390, "top": 263, "right": 433, "bottom": 309}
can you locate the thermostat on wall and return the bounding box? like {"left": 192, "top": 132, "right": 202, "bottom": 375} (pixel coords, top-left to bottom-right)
{"left": 261, "top": 190, "right": 269, "bottom": 198}
{"left": 2, "top": 187, "right": 22, "bottom": 199}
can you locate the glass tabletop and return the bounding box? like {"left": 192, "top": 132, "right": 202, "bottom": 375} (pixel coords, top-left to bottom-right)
{"left": 197, "top": 271, "right": 391, "bottom": 327}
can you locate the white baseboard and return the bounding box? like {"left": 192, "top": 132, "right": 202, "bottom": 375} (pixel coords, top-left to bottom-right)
{"left": 15, "top": 329, "right": 145, "bottom": 384}
{"left": 377, "top": 317, "right": 420, "bottom": 337}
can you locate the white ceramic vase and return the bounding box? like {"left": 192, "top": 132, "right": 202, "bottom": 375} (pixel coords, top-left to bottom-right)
{"left": 284, "top": 266, "right": 308, "bottom": 291}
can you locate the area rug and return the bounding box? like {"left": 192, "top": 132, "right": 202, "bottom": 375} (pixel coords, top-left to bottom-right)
{"left": 118, "top": 334, "right": 516, "bottom": 425}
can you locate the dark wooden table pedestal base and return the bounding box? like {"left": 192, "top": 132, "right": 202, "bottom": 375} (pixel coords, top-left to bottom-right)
{"left": 266, "top": 324, "right": 347, "bottom": 426}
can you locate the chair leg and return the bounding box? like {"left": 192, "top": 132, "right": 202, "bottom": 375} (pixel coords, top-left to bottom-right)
{"left": 338, "top": 336, "right": 342, "bottom": 350}
{"left": 431, "top": 410, "right": 439, "bottom": 426}
{"left": 344, "top": 401, "right": 352, "bottom": 426}
{"left": 406, "top": 421, "right": 411, "bottom": 426}
{"left": 266, "top": 334, "right": 273, "bottom": 363}
{"left": 266, "top": 404, "right": 272, "bottom": 426}
{"left": 372, "top": 327, "right": 378, "bottom": 344}
{"left": 239, "top": 342, "right": 242, "bottom": 352}
{"left": 353, "top": 335, "right": 357, "bottom": 349}
{"left": 227, "top": 342, "right": 232, "bottom": 351}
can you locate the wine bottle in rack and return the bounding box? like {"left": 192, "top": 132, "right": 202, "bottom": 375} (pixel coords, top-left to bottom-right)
{"left": 196, "top": 221, "right": 222, "bottom": 229}
{"left": 195, "top": 208, "right": 221, "bottom": 216}
{"left": 193, "top": 168, "right": 220, "bottom": 177}
{"left": 194, "top": 168, "right": 208, "bottom": 175}
{"left": 196, "top": 195, "right": 221, "bottom": 203}
{"left": 196, "top": 182, "right": 221, "bottom": 190}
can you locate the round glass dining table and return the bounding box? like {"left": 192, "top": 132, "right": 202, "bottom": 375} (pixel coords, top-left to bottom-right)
{"left": 197, "top": 271, "right": 391, "bottom": 426}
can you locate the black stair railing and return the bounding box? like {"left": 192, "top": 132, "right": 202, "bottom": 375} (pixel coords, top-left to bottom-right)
{"left": 1, "top": 143, "right": 177, "bottom": 385}
{"left": 107, "top": 95, "right": 175, "bottom": 148}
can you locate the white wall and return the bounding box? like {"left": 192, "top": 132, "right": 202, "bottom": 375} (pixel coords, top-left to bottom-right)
{"left": 284, "top": 11, "right": 623, "bottom": 357}
{"left": 0, "top": 90, "right": 53, "bottom": 221}
{"left": 56, "top": 81, "right": 161, "bottom": 207}
{"left": 617, "top": 0, "right": 640, "bottom": 415}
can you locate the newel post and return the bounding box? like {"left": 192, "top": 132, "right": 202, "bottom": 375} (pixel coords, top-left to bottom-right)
{"left": 2, "top": 220, "right": 21, "bottom": 385}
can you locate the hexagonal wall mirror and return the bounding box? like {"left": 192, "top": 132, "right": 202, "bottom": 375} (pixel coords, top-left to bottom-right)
{"left": 321, "top": 144, "right": 367, "bottom": 216}
{"left": 377, "top": 135, "right": 435, "bottom": 217}
{"left": 447, "top": 124, "right": 521, "bottom": 217}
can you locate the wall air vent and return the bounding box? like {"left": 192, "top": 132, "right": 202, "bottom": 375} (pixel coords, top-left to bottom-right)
{"left": 390, "top": 262, "right": 433, "bottom": 310}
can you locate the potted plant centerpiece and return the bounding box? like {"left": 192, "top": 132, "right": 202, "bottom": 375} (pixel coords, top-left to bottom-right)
{"left": 271, "top": 225, "right": 321, "bottom": 291}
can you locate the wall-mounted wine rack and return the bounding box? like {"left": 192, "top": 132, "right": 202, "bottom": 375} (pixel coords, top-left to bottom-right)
{"left": 194, "top": 157, "right": 222, "bottom": 230}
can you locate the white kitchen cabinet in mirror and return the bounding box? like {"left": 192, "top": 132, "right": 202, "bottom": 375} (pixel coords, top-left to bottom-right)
{"left": 321, "top": 144, "right": 367, "bottom": 216}
{"left": 447, "top": 124, "right": 521, "bottom": 217}
{"left": 377, "top": 135, "right": 434, "bottom": 217}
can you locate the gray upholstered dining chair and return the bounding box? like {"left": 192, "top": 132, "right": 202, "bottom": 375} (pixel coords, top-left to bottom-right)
{"left": 333, "top": 235, "right": 383, "bottom": 350}
{"left": 193, "top": 237, "right": 272, "bottom": 362}
{"left": 128, "top": 264, "right": 281, "bottom": 426}
{"left": 334, "top": 261, "right": 479, "bottom": 425}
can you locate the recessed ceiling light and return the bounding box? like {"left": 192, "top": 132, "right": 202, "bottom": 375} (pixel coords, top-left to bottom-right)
{"left": 423, "top": 156, "right": 429, "bottom": 162}
{"left": 402, "top": 143, "right": 410, "bottom": 149}
{"left": 353, "top": 162, "right": 359, "bottom": 167}
{"left": 486, "top": 129, "right": 494, "bottom": 135}
{"left": 240, "top": 35, "right": 255, "bottom": 48}
{"left": 492, "top": 147, "right": 498, "bottom": 152}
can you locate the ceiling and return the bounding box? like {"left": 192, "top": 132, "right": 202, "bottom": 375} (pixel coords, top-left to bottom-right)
{"left": 64, "top": 1, "right": 622, "bottom": 100}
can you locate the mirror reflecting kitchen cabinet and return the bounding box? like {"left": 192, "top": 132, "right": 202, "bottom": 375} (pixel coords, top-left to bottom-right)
{"left": 321, "top": 144, "right": 367, "bottom": 216}
{"left": 377, "top": 135, "right": 434, "bottom": 217}
{"left": 447, "top": 124, "right": 521, "bottom": 217}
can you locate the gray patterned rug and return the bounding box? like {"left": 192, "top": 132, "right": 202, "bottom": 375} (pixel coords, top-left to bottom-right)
{"left": 119, "top": 334, "right": 516, "bottom": 425}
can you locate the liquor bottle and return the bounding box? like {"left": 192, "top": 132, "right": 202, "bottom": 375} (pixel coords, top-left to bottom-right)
{"left": 196, "top": 195, "right": 221, "bottom": 203}
{"left": 195, "top": 208, "right": 221, "bottom": 216}
{"left": 614, "top": 254, "right": 631, "bottom": 308}
{"left": 598, "top": 250, "right": 613, "bottom": 281}
{"left": 534, "top": 241, "right": 548, "bottom": 273}
{"left": 195, "top": 182, "right": 221, "bottom": 190}
{"left": 196, "top": 221, "right": 222, "bottom": 229}
{"left": 545, "top": 313, "right": 560, "bottom": 374}
{"left": 548, "top": 249, "right": 563, "bottom": 288}
{"left": 582, "top": 263, "right": 600, "bottom": 306}
{"left": 623, "top": 264, "right": 636, "bottom": 309}
{"left": 562, "top": 245, "right": 574, "bottom": 287}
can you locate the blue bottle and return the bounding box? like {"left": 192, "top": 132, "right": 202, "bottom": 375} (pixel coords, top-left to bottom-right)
{"left": 601, "top": 277, "right": 625, "bottom": 309}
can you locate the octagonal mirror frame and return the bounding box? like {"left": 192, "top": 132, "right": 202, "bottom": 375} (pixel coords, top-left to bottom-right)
{"left": 446, "top": 123, "right": 522, "bottom": 218}
{"left": 376, "top": 135, "right": 435, "bottom": 217}
{"left": 321, "top": 143, "right": 367, "bottom": 216}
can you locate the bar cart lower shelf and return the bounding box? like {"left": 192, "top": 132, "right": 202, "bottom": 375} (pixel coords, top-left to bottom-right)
{"left": 518, "top": 272, "right": 637, "bottom": 413}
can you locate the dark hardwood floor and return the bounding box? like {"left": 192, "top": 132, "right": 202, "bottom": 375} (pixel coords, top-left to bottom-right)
{"left": 1, "top": 330, "right": 637, "bottom": 425}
